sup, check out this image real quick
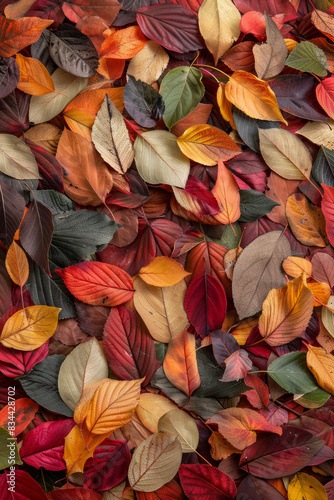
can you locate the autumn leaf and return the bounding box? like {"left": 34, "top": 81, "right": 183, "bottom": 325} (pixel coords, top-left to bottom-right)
{"left": 288, "top": 472, "right": 328, "bottom": 500}
{"left": 0, "top": 305, "right": 60, "bottom": 350}
{"left": 138, "top": 256, "right": 190, "bottom": 287}
{"left": 100, "top": 26, "right": 147, "bottom": 58}
{"left": 212, "top": 158, "right": 241, "bottom": 225}
{"left": 306, "top": 345, "right": 334, "bottom": 396}
{"left": 0, "top": 15, "right": 53, "bottom": 57}
{"left": 5, "top": 240, "right": 29, "bottom": 287}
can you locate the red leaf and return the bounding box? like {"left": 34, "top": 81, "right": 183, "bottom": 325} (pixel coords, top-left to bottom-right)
{"left": 55, "top": 261, "right": 134, "bottom": 306}
{"left": 0, "top": 470, "right": 48, "bottom": 500}
{"left": 62, "top": 0, "right": 121, "bottom": 25}
{"left": 243, "top": 373, "right": 270, "bottom": 409}
{"left": 221, "top": 350, "right": 253, "bottom": 382}
{"left": 237, "top": 475, "right": 286, "bottom": 500}
{"left": 0, "top": 341, "right": 49, "bottom": 378}
{"left": 239, "top": 426, "right": 325, "bottom": 479}
{"left": 25, "top": 0, "right": 65, "bottom": 29}
{"left": 259, "top": 403, "right": 289, "bottom": 427}
{"left": 234, "top": 0, "right": 297, "bottom": 22}
{"left": 178, "top": 464, "right": 237, "bottom": 500}
{"left": 0, "top": 398, "right": 39, "bottom": 437}
{"left": 0, "top": 89, "right": 30, "bottom": 134}
{"left": 47, "top": 488, "right": 102, "bottom": 499}
{"left": 84, "top": 439, "right": 131, "bottom": 491}
{"left": 321, "top": 184, "right": 334, "bottom": 247}
{"left": 103, "top": 306, "right": 156, "bottom": 385}
{"left": 316, "top": 77, "right": 334, "bottom": 119}
{"left": 98, "top": 218, "right": 182, "bottom": 277}
{"left": 20, "top": 419, "right": 75, "bottom": 470}
{"left": 136, "top": 480, "right": 185, "bottom": 500}
{"left": 136, "top": 4, "right": 204, "bottom": 53}
{"left": 184, "top": 273, "right": 227, "bottom": 338}
{"left": 26, "top": 140, "right": 64, "bottom": 193}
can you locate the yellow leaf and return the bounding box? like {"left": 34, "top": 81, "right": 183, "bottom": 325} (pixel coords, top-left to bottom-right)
{"left": 285, "top": 39, "right": 299, "bottom": 53}
{"left": 84, "top": 378, "right": 143, "bottom": 434}
{"left": 136, "top": 393, "right": 178, "bottom": 433}
{"left": 198, "top": 0, "right": 241, "bottom": 64}
{"left": 322, "top": 296, "right": 334, "bottom": 336}
{"left": 177, "top": 124, "right": 241, "bottom": 166}
{"left": 282, "top": 256, "right": 313, "bottom": 279}
{"left": 212, "top": 158, "right": 241, "bottom": 225}
{"left": 0, "top": 305, "right": 60, "bottom": 350}
{"left": 63, "top": 422, "right": 108, "bottom": 475}
{"left": 259, "top": 275, "right": 314, "bottom": 347}
{"left": 138, "top": 256, "right": 190, "bottom": 287}
{"left": 307, "top": 281, "right": 331, "bottom": 307}
{"left": 225, "top": 70, "right": 287, "bottom": 124}
{"left": 306, "top": 344, "right": 334, "bottom": 395}
{"left": 5, "top": 240, "right": 29, "bottom": 287}
{"left": 297, "top": 118, "right": 334, "bottom": 149}
{"left": 217, "top": 82, "right": 236, "bottom": 128}
{"left": 127, "top": 40, "right": 169, "bottom": 84}
{"left": 16, "top": 54, "right": 55, "bottom": 95}
{"left": 288, "top": 472, "right": 327, "bottom": 500}
{"left": 158, "top": 408, "right": 199, "bottom": 453}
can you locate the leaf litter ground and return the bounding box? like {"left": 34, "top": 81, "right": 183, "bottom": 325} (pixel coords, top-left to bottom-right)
{"left": 1, "top": 0, "right": 334, "bottom": 498}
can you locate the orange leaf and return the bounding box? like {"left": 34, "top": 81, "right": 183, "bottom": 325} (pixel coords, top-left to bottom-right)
{"left": 282, "top": 256, "right": 312, "bottom": 279}
{"left": 208, "top": 431, "right": 240, "bottom": 461}
{"left": 259, "top": 275, "right": 314, "bottom": 347}
{"left": 83, "top": 378, "right": 143, "bottom": 434}
{"left": 286, "top": 193, "right": 327, "bottom": 247}
{"left": 212, "top": 159, "right": 241, "bottom": 226}
{"left": 55, "top": 261, "right": 134, "bottom": 307}
{"left": 177, "top": 124, "right": 241, "bottom": 165}
{"left": 63, "top": 422, "right": 108, "bottom": 475}
{"left": 56, "top": 128, "right": 113, "bottom": 206}
{"left": 306, "top": 345, "right": 334, "bottom": 396}
{"left": 0, "top": 305, "right": 60, "bottom": 350}
{"left": 0, "top": 398, "right": 39, "bottom": 437}
{"left": 138, "top": 256, "right": 190, "bottom": 287}
{"left": 99, "top": 26, "right": 147, "bottom": 59}
{"left": 311, "top": 10, "right": 334, "bottom": 43}
{"left": 16, "top": 54, "right": 55, "bottom": 95}
{"left": 163, "top": 329, "right": 200, "bottom": 398}
{"left": 97, "top": 56, "right": 125, "bottom": 81}
{"left": 217, "top": 82, "right": 235, "bottom": 128}
{"left": 225, "top": 70, "right": 287, "bottom": 124}
{"left": 0, "top": 15, "right": 53, "bottom": 57}
{"left": 5, "top": 240, "right": 29, "bottom": 287}
{"left": 171, "top": 103, "right": 213, "bottom": 136}
{"left": 208, "top": 407, "right": 282, "bottom": 450}
{"left": 307, "top": 281, "right": 331, "bottom": 307}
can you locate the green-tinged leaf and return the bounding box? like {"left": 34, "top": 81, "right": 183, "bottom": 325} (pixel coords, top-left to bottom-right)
{"left": 313, "top": 146, "right": 334, "bottom": 187}
{"left": 294, "top": 387, "right": 330, "bottom": 409}
{"left": 134, "top": 130, "right": 190, "bottom": 188}
{"left": 29, "top": 68, "right": 88, "bottom": 124}
{"left": 239, "top": 189, "right": 279, "bottom": 222}
{"left": 217, "top": 222, "right": 242, "bottom": 249}
{"left": 20, "top": 355, "right": 74, "bottom": 417}
{"left": 0, "top": 134, "right": 39, "bottom": 179}
{"left": 286, "top": 41, "right": 328, "bottom": 77}
{"left": 160, "top": 66, "right": 205, "bottom": 130}
{"left": 50, "top": 210, "right": 119, "bottom": 268}
{"left": 0, "top": 427, "right": 22, "bottom": 470}
{"left": 267, "top": 352, "right": 319, "bottom": 394}
{"left": 31, "top": 189, "right": 76, "bottom": 215}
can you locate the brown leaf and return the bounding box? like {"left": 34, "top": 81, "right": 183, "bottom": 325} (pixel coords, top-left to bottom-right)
{"left": 286, "top": 193, "right": 327, "bottom": 247}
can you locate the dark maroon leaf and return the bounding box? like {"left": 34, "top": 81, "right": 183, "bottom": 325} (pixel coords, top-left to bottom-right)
{"left": 136, "top": 4, "right": 204, "bottom": 53}
{"left": 0, "top": 89, "right": 30, "bottom": 134}
{"left": 49, "top": 23, "right": 99, "bottom": 78}
{"left": 75, "top": 300, "right": 110, "bottom": 337}
{"left": 26, "top": 0, "right": 64, "bottom": 28}
{"left": 103, "top": 306, "right": 156, "bottom": 385}
{"left": 47, "top": 488, "right": 102, "bottom": 499}
{"left": 106, "top": 170, "right": 150, "bottom": 208}
{"left": 184, "top": 273, "right": 227, "bottom": 339}
{"left": 20, "top": 419, "right": 75, "bottom": 470}
{"left": 26, "top": 140, "right": 64, "bottom": 193}
{"left": 179, "top": 464, "right": 237, "bottom": 500}
{"left": 211, "top": 330, "right": 239, "bottom": 367}
{"left": 227, "top": 149, "right": 268, "bottom": 174}
{"left": 0, "top": 373, "right": 26, "bottom": 404}
{"left": 182, "top": 175, "right": 221, "bottom": 215}
{"left": 98, "top": 218, "right": 182, "bottom": 276}
{"left": 0, "top": 56, "right": 19, "bottom": 99}
{"left": 19, "top": 199, "right": 54, "bottom": 275}
{"left": 84, "top": 439, "right": 131, "bottom": 491}
{"left": 63, "top": 0, "right": 121, "bottom": 25}
{"left": 236, "top": 475, "right": 286, "bottom": 500}
{"left": 233, "top": 0, "right": 297, "bottom": 21}
{"left": 0, "top": 470, "right": 48, "bottom": 500}
{"left": 124, "top": 75, "right": 165, "bottom": 128}
{"left": 0, "top": 342, "right": 49, "bottom": 378}
{"left": 0, "top": 247, "right": 12, "bottom": 317}
{"left": 239, "top": 426, "right": 325, "bottom": 478}
{"left": 0, "top": 180, "right": 26, "bottom": 249}
{"left": 269, "top": 75, "right": 328, "bottom": 121}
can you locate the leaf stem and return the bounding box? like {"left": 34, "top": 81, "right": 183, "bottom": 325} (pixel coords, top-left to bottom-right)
{"left": 193, "top": 64, "right": 230, "bottom": 80}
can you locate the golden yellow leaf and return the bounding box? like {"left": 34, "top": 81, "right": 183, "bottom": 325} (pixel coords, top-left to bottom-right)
{"left": 63, "top": 422, "right": 109, "bottom": 475}
{"left": 230, "top": 317, "right": 259, "bottom": 346}
{"left": 285, "top": 39, "right": 299, "bottom": 52}
{"left": 138, "top": 256, "right": 190, "bottom": 287}
{"left": 177, "top": 124, "right": 241, "bottom": 166}
{"left": 198, "top": 0, "right": 241, "bottom": 64}
{"left": 5, "top": 240, "right": 29, "bottom": 287}
{"left": 212, "top": 158, "right": 241, "bottom": 225}
{"left": 225, "top": 70, "right": 287, "bottom": 124}
{"left": 208, "top": 430, "right": 240, "bottom": 460}
{"left": 0, "top": 305, "right": 60, "bottom": 350}
{"left": 217, "top": 82, "right": 235, "bottom": 128}
{"left": 127, "top": 40, "right": 169, "bottom": 84}
{"left": 16, "top": 54, "right": 55, "bottom": 95}
{"left": 307, "top": 281, "right": 331, "bottom": 307}
{"left": 136, "top": 393, "right": 178, "bottom": 433}
{"left": 259, "top": 275, "right": 314, "bottom": 347}
{"left": 286, "top": 193, "right": 327, "bottom": 246}
{"left": 288, "top": 472, "right": 327, "bottom": 500}
{"left": 24, "top": 123, "right": 61, "bottom": 155}
{"left": 282, "top": 256, "right": 312, "bottom": 279}
{"left": 84, "top": 378, "right": 143, "bottom": 434}
{"left": 307, "top": 344, "right": 334, "bottom": 395}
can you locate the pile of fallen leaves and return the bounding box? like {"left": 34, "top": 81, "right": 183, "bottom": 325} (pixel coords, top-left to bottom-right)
{"left": 1, "top": 0, "right": 334, "bottom": 498}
